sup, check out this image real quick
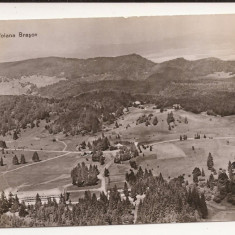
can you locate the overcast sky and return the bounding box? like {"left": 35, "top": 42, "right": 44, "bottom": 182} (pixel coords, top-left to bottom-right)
{"left": 1, "top": 14, "right": 235, "bottom": 63}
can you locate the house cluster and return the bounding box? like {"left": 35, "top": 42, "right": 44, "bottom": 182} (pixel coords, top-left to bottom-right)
{"left": 173, "top": 104, "right": 182, "bottom": 110}
{"left": 133, "top": 101, "right": 145, "bottom": 109}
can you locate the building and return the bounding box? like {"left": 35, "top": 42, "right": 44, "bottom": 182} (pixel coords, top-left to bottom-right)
{"left": 173, "top": 104, "right": 182, "bottom": 110}
{"left": 133, "top": 101, "right": 141, "bottom": 107}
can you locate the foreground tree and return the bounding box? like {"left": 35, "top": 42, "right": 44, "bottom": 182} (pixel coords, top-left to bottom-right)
{"left": 202, "top": 168, "right": 205, "bottom": 177}
{"left": 200, "top": 193, "right": 208, "bottom": 219}
{"left": 123, "top": 182, "right": 129, "bottom": 198}
{"left": 228, "top": 161, "right": 233, "bottom": 180}
{"left": 104, "top": 168, "right": 109, "bottom": 177}
{"left": 71, "top": 162, "right": 99, "bottom": 187}
{"left": 207, "top": 152, "right": 214, "bottom": 170}
{"left": 19, "top": 202, "right": 28, "bottom": 217}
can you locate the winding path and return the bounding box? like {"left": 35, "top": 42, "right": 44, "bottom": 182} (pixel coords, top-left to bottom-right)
{"left": 56, "top": 138, "right": 68, "bottom": 151}
{"left": 1, "top": 135, "right": 235, "bottom": 203}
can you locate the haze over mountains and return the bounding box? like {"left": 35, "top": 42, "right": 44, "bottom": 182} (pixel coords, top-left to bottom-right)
{"left": 0, "top": 54, "right": 234, "bottom": 98}
{"left": 1, "top": 15, "right": 235, "bottom": 63}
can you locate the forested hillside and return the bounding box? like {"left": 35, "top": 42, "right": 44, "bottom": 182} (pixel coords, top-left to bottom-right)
{"left": 0, "top": 54, "right": 234, "bottom": 138}
{"left": 0, "top": 91, "right": 133, "bottom": 137}
{"left": 0, "top": 171, "right": 207, "bottom": 227}
{"left": 0, "top": 54, "right": 155, "bottom": 81}
{"left": 0, "top": 83, "right": 234, "bottom": 138}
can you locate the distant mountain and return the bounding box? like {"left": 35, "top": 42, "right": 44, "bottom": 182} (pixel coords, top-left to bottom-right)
{"left": 0, "top": 53, "right": 155, "bottom": 81}
{"left": 150, "top": 57, "right": 235, "bottom": 79}
{"left": 0, "top": 54, "right": 235, "bottom": 98}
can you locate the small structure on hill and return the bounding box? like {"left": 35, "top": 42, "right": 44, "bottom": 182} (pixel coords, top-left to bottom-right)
{"left": 133, "top": 101, "right": 141, "bottom": 107}
{"left": 115, "top": 143, "right": 123, "bottom": 149}
{"left": 173, "top": 104, "right": 182, "bottom": 110}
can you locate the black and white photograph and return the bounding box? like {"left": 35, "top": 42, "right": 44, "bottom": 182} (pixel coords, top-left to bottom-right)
{"left": 0, "top": 4, "right": 235, "bottom": 230}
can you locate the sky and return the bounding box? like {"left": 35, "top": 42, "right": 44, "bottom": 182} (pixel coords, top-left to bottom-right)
{"left": 1, "top": 14, "right": 235, "bottom": 63}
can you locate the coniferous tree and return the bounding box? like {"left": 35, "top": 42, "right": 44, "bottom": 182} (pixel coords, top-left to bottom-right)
{"left": 207, "top": 152, "right": 214, "bottom": 170}
{"left": 228, "top": 161, "right": 233, "bottom": 180}
{"left": 8, "top": 192, "right": 13, "bottom": 209}
{"left": 228, "top": 161, "right": 232, "bottom": 172}
{"left": 87, "top": 142, "right": 92, "bottom": 150}
{"left": 99, "top": 155, "right": 105, "bottom": 165}
{"left": 10, "top": 195, "right": 20, "bottom": 213}
{"left": 193, "top": 174, "right": 199, "bottom": 184}
{"left": 20, "top": 154, "right": 26, "bottom": 164}
{"left": 12, "top": 155, "right": 19, "bottom": 165}
{"left": 71, "top": 162, "right": 99, "bottom": 187}
{"left": 208, "top": 174, "right": 215, "bottom": 189}
{"left": 35, "top": 193, "right": 42, "bottom": 209}
{"left": 0, "top": 157, "right": 3, "bottom": 166}
{"left": 0, "top": 141, "right": 7, "bottom": 149}
{"left": 115, "top": 121, "right": 119, "bottom": 128}
{"left": 19, "top": 202, "right": 28, "bottom": 217}
{"left": 152, "top": 116, "right": 158, "bottom": 126}
{"left": 192, "top": 167, "right": 201, "bottom": 177}
{"left": 202, "top": 168, "right": 205, "bottom": 177}
{"left": 32, "top": 151, "right": 40, "bottom": 162}
{"left": 123, "top": 182, "right": 129, "bottom": 198}
{"left": 199, "top": 193, "right": 208, "bottom": 219}
{"left": 0, "top": 191, "right": 9, "bottom": 214}
{"left": 104, "top": 168, "right": 109, "bottom": 177}
{"left": 13, "top": 131, "right": 18, "bottom": 140}
{"left": 167, "top": 112, "right": 175, "bottom": 125}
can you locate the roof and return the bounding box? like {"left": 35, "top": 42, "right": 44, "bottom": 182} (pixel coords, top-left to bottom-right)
{"left": 116, "top": 143, "right": 123, "bottom": 147}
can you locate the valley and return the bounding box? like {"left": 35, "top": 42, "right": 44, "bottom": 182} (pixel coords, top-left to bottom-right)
{"left": 0, "top": 54, "right": 234, "bottom": 226}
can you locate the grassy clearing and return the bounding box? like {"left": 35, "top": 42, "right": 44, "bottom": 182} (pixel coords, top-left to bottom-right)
{"left": 0, "top": 151, "right": 62, "bottom": 173}
{"left": 2, "top": 153, "right": 85, "bottom": 192}
{"left": 136, "top": 139, "right": 235, "bottom": 184}
{"left": 3, "top": 121, "right": 64, "bottom": 151}
{"left": 107, "top": 161, "right": 130, "bottom": 190}
{"left": 103, "top": 106, "right": 235, "bottom": 188}
{"left": 1, "top": 105, "right": 234, "bottom": 207}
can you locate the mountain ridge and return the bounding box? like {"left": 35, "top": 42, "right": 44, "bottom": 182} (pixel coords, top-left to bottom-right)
{"left": 0, "top": 53, "right": 235, "bottom": 98}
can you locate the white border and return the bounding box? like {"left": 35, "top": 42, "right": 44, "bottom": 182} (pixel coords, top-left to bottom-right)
{"left": 0, "top": 2, "right": 235, "bottom": 235}
{"left": 0, "top": 3, "right": 235, "bottom": 20}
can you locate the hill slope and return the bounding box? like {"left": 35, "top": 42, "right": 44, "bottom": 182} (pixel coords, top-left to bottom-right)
{"left": 0, "top": 54, "right": 234, "bottom": 117}
{"left": 0, "top": 54, "right": 155, "bottom": 81}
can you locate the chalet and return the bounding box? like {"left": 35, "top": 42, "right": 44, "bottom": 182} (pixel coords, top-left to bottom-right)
{"left": 133, "top": 101, "right": 141, "bottom": 107}
{"left": 173, "top": 104, "right": 182, "bottom": 110}
{"left": 115, "top": 143, "right": 123, "bottom": 149}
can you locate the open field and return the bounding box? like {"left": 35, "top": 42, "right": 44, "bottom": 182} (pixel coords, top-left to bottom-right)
{"left": 0, "top": 153, "right": 96, "bottom": 194}
{"left": 136, "top": 138, "right": 235, "bottom": 181}
{"left": 2, "top": 121, "right": 64, "bottom": 151}
{"left": 0, "top": 105, "right": 235, "bottom": 215}
{"left": 97, "top": 106, "right": 235, "bottom": 191}
{"left": 0, "top": 150, "right": 63, "bottom": 173}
